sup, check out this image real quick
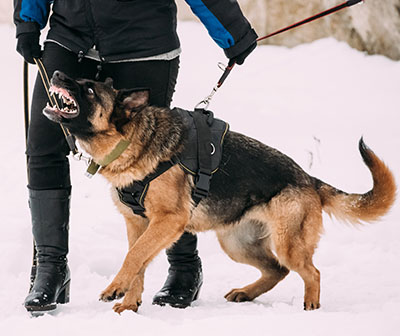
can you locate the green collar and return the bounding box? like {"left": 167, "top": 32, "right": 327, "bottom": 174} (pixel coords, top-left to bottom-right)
{"left": 85, "top": 139, "right": 131, "bottom": 177}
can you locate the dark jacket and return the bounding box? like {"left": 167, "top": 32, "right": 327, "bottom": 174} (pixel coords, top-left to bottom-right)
{"left": 14, "top": 0, "right": 257, "bottom": 62}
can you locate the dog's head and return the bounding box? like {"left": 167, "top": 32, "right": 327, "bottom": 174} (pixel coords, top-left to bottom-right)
{"left": 43, "top": 71, "right": 149, "bottom": 139}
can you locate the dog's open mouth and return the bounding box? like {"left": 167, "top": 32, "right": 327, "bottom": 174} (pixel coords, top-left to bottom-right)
{"left": 43, "top": 85, "right": 79, "bottom": 122}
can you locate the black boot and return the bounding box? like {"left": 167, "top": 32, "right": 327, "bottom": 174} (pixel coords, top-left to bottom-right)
{"left": 152, "top": 232, "right": 203, "bottom": 308}
{"left": 24, "top": 188, "right": 71, "bottom": 313}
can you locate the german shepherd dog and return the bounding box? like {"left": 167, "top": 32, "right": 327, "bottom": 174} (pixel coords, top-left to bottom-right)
{"left": 44, "top": 71, "right": 396, "bottom": 314}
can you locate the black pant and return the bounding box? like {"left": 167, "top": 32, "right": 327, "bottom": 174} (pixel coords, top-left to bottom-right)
{"left": 27, "top": 42, "right": 180, "bottom": 190}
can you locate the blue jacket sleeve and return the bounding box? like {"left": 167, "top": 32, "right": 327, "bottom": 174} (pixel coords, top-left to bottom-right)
{"left": 14, "top": 0, "right": 52, "bottom": 37}
{"left": 185, "top": 0, "right": 257, "bottom": 59}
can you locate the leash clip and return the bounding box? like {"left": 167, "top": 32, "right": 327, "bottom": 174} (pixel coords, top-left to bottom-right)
{"left": 195, "top": 85, "right": 218, "bottom": 110}
{"left": 72, "top": 147, "right": 98, "bottom": 179}
{"left": 84, "top": 159, "right": 100, "bottom": 179}
{"left": 195, "top": 62, "right": 234, "bottom": 110}
{"left": 72, "top": 151, "right": 92, "bottom": 165}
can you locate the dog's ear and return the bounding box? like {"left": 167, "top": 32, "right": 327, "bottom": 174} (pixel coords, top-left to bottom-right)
{"left": 112, "top": 89, "right": 150, "bottom": 133}
{"left": 104, "top": 77, "right": 113, "bottom": 88}
{"left": 117, "top": 89, "right": 150, "bottom": 112}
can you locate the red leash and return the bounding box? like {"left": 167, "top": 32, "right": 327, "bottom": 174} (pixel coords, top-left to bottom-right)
{"left": 257, "top": 0, "right": 364, "bottom": 43}
{"left": 196, "top": 0, "right": 364, "bottom": 108}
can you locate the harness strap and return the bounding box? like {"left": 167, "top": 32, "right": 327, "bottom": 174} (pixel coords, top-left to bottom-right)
{"left": 117, "top": 109, "right": 222, "bottom": 217}
{"left": 192, "top": 109, "right": 213, "bottom": 204}
{"left": 117, "top": 157, "right": 179, "bottom": 217}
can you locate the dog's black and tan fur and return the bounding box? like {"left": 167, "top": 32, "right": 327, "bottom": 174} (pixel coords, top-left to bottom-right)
{"left": 44, "top": 71, "right": 396, "bottom": 314}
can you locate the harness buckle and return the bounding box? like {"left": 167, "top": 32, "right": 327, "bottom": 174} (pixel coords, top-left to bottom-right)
{"left": 117, "top": 184, "right": 147, "bottom": 218}
{"left": 193, "top": 170, "right": 212, "bottom": 200}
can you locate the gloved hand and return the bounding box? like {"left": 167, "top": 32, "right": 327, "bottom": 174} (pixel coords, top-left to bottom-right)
{"left": 16, "top": 31, "right": 42, "bottom": 64}
{"left": 229, "top": 41, "right": 257, "bottom": 66}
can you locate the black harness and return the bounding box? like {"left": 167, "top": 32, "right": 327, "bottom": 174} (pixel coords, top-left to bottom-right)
{"left": 117, "top": 108, "right": 229, "bottom": 217}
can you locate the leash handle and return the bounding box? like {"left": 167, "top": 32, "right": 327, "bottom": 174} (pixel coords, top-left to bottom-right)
{"left": 217, "top": 62, "right": 235, "bottom": 88}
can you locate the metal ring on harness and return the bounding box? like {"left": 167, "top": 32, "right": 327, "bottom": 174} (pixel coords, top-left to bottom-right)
{"left": 210, "top": 143, "right": 215, "bottom": 155}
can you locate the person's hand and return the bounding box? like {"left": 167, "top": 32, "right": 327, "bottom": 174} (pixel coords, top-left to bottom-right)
{"left": 16, "top": 31, "right": 42, "bottom": 64}
{"left": 229, "top": 41, "right": 257, "bottom": 66}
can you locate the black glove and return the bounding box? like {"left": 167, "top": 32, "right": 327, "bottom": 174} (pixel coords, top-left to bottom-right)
{"left": 16, "top": 31, "right": 42, "bottom": 64}
{"left": 229, "top": 41, "right": 257, "bottom": 66}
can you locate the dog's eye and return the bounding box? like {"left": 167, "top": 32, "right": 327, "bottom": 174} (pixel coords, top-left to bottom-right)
{"left": 87, "top": 88, "right": 95, "bottom": 96}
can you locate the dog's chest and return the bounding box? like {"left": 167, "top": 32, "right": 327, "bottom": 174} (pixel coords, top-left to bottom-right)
{"left": 117, "top": 108, "right": 229, "bottom": 218}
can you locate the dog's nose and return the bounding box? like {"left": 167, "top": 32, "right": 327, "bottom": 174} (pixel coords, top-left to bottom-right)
{"left": 53, "top": 70, "right": 65, "bottom": 80}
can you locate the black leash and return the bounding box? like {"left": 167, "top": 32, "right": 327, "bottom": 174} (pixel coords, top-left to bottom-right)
{"left": 33, "top": 58, "right": 79, "bottom": 155}
{"left": 197, "top": 0, "right": 364, "bottom": 109}
{"left": 23, "top": 60, "right": 37, "bottom": 291}
{"left": 23, "top": 61, "right": 29, "bottom": 145}
{"left": 257, "top": 0, "right": 364, "bottom": 43}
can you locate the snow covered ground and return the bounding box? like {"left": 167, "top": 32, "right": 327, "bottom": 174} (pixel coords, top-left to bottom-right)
{"left": 1, "top": 21, "right": 399, "bottom": 336}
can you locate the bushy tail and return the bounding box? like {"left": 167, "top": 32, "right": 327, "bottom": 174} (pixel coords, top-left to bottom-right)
{"left": 315, "top": 138, "right": 396, "bottom": 225}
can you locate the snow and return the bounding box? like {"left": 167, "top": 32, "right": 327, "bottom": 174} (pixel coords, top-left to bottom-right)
{"left": 1, "top": 21, "right": 399, "bottom": 335}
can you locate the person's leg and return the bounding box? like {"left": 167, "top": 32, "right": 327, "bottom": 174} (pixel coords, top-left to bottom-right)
{"left": 102, "top": 58, "right": 179, "bottom": 107}
{"left": 103, "top": 58, "right": 202, "bottom": 308}
{"left": 24, "top": 43, "right": 99, "bottom": 313}
{"left": 153, "top": 232, "right": 202, "bottom": 308}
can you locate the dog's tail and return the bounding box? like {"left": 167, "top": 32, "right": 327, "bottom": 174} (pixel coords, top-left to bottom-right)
{"left": 315, "top": 138, "right": 396, "bottom": 225}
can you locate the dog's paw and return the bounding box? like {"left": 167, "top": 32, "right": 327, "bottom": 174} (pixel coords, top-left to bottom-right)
{"left": 304, "top": 301, "right": 321, "bottom": 311}
{"left": 113, "top": 301, "right": 141, "bottom": 314}
{"left": 224, "top": 289, "right": 252, "bottom": 302}
{"left": 99, "top": 282, "right": 128, "bottom": 302}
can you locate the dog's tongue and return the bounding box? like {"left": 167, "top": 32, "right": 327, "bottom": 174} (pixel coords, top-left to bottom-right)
{"left": 43, "top": 103, "right": 63, "bottom": 122}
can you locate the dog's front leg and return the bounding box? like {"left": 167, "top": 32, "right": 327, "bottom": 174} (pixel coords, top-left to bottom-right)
{"left": 99, "top": 213, "right": 188, "bottom": 312}
{"left": 112, "top": 269, "right": 144, "bottom": 314}
{"left": 110, "top": 210, "right": 147, "bottom": 313}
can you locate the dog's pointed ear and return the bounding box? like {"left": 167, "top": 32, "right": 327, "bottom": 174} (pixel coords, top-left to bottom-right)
{"left": 117, "top": 89, "right": 150, "bottom": 112}
{"left": 112, "top": 89, "right": 150, "bottom": 132}
{"left": 104, "top": 77, "right": 113, "bottom": 88}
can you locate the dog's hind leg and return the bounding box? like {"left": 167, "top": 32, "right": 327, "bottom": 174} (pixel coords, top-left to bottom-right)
{"left": 223, "top": 256, "right": 289, "bottom": 303}
{"left": 267, "top": 188, "right": 323, "bottom": 310}
{"left": 216, "top": 220, "right": 289, "bottom": 302}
